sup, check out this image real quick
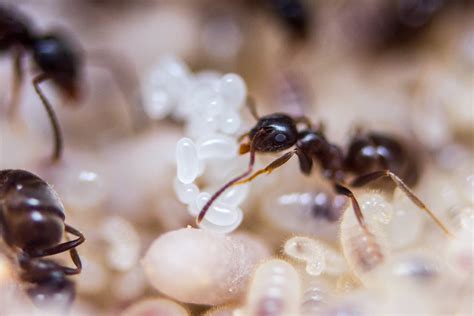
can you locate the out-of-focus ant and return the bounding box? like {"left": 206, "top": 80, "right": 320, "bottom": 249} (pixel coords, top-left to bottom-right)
{"left": 0, "top": 169, "right": 85, "bottom": 308}
{"left": 0, "top": 5, "right": 141, "bottom": 162}
{"left": 197, "top": 98, "right": 452, "bottom": 238}
{"left": 261, "top": 0, "right": 311, "bottom": 42}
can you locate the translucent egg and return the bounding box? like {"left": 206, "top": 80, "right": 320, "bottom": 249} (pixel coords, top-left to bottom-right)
{"left": 144, "top": 55, "right": 191, "bottom": 119}
{"left": 218, "top": 109, "right": 241, "bottom": 135}
{"left": 196, "top": 192, "right": 243, "bottom": 233}
{"left": 173, "top": 178, "right": 199, "bottom": 204}
{"left": 219, "top": 183, "right": 249, "bottom": 206}
{"left": 218, "top": 73, "right": 247, "bottom": 109}
{"left": 197, "top": 135, "right": 238, "bottom": 160}
{"left": 176, "top": 138, "right": 199, "bottom": 184}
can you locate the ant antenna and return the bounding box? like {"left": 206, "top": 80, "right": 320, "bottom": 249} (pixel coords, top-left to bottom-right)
{"left": 197, "top": 148, "right": 257, "bottom": 224}
{"left": 32, "top": 74, "right": 64, "bottom": 162}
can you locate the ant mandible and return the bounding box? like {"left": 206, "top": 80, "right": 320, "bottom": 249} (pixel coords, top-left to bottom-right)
{"left": 0, "top": 169, "right": 85, "bottom": 307}
{"left": 1, "top": 5, "right": 140, "bottom": 162}
{"left": 197, "top": 98, "right": 452, "bottom": 238}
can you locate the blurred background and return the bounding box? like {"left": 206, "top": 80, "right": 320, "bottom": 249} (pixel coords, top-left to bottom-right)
{"left": 0, "top": 0, "right": 473, "bottom": 315}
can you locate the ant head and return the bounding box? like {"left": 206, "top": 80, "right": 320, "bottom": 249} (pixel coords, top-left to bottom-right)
{"left": 249, "top": 113, "right": 298, "bottom": 152}
{"left": 32, "top": 33, "right": 82, "bottom": 99}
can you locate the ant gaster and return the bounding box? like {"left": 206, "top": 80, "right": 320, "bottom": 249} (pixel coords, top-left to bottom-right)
{"left": 0, "top": 169, "right": 85, "bottom": 308}
{"left": 197, "top": 98, "right": 452, "bottom": 238}
{"left": 1, "top": 5, "right": 141, "bottom": 162}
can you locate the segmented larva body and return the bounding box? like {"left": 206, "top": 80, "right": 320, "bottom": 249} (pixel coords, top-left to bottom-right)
{"left": 244, "top": 259, "right": 301, "bottom": 316}
{"left": 340, "top": 195, "right": 390, "bottom": 282}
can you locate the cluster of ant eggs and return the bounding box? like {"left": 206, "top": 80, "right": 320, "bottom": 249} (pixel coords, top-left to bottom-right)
{"left": 143, "top": 55, "right": 250, "bottom": 233}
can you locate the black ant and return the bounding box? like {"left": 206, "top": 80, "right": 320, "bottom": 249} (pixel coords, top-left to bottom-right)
{"left": 0, "top": 169, "right": 85, "bottom": 308}
{"left": 197, "top": 98, "right": 452, "bottom": 238}
{"left": 0, "top": 4, "right": 141, "bottom": 162}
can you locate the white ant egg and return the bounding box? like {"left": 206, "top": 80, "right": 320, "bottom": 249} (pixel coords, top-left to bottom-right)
{"left": 176, "top": 137, "right": 199, "bottom": 184}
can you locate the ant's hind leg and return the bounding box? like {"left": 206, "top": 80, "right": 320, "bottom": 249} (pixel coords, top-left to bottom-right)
{"left": 350, "top": 170, "right": 452, "bottom": 237}
{"left": 32, "top": 73, "right": 64, "bottom": 162}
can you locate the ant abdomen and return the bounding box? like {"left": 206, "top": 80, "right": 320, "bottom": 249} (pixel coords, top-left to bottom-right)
{"left": 345, "top": 133, "right": 418, "bottom": 185}
{"left": 0, "top": 170, "right": 65, "bottom": 251}
{"left": 19, "top": 256, "right": 75, "bottom": 309}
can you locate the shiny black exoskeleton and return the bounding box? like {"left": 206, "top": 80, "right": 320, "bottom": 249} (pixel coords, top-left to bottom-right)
{"left": 18, "top": 254, "right": 76, "bottom": 309}
{"left": 264, "top": 0, "right": 310, "bottom": 41}
{"left": 198, "top": 103, "right": 451, "bottom": 237}
{"left": 245, "top": 113, "right": 416, "bottom": 183}
{"left": 0, "top": 5, "right": 82, "bottom": 99}
{"left": 0, "top": 169, "right": 85, "bottom": 309}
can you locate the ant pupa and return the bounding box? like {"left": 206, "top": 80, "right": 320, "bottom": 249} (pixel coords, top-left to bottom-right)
{"left": 0, "top": 169, "right": 85, "bottom": 308}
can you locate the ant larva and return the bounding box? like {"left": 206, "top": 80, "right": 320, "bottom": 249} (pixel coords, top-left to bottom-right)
{"left": 0, "top": 4, "right": 141, "bottom": 162}
{"left": 0, "top": 169, "right": 85, "bottom": 308}
{"left": 197, "top": 97, "right": 452, "bottom": 240}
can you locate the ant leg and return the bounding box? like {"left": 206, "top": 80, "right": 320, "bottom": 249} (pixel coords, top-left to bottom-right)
{"left": 7, "top": 48, "right": 24, "bottom": 118}
{"left": 234, "top": 149, "right": 299, "bottom": 185}
{"left": 246, "top": 96, "right": 260, "bottom": 120}
{"left": 27, "top": 224, "right": 85, "bottom": 259}
{"left": 32, "top": 73, "right": 64, "bottom": 162}
{"left": 296, "top": 149, "right": 312, "bottom": 174}
{"left": 351, "top": 170, "right": 452, "bottom": 237}
{"left": 87, "top": 51, "right": 145, "bottom": 132}
{"left": 334, "top": 183, "right": 370, "bottom": 233}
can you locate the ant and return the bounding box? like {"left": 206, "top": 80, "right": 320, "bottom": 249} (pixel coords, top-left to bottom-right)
{"left": 197, "top": 98, "right": 452, "bottom": 239}
{"left": 0, "top": 4, "right": 141, "bottom": 162}
{"left": 0, "top": 169, "right": 85, "bottom": 308}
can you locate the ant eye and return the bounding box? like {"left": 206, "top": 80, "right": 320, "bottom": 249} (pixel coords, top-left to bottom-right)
{"left": 275, "top": 133, "right": 287, "bottom": 143}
